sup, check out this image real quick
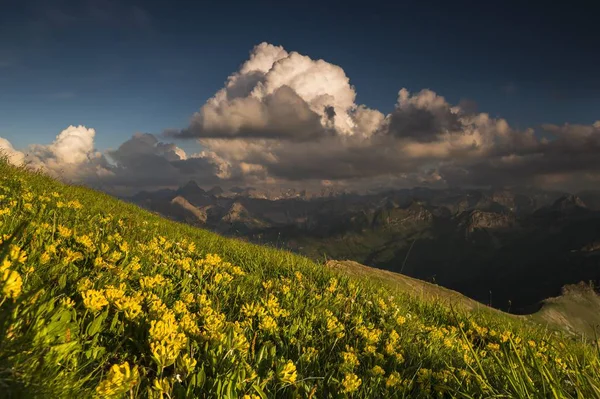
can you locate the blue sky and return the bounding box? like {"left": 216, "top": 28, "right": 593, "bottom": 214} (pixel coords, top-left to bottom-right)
{"left": 1, "top": 0, "right": 599, "bottom": 152}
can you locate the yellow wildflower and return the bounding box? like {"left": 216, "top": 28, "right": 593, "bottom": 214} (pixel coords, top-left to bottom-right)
{"left": 60, "top": 297, "right": 75, "bottom": 308}
{"left": 40, "top": 252, "right": 51, "bottom": 264}
{"left": 76, "top": 234, "right": 95, "bottom": 251}
{"left": 487, "top": 343, "right": 500, "bottom": 351}
{"left": 95, "top": 362, "right": 139, "bottom": 398}
{"left": 1, "top": 269, "right": 22, "bottom": 299}
{"left": 340, "top": 348, "right": 360, "bottom": 371}
{"left": 259, "top": 315, "right": 277, "bottom": 333}
{"left": 341, "top": 372, "right": 361, "bottom": 394}
{"left": 114, "top": 296, "right": 143, "bottom": 320}
{"left": 327, "top": 278, "right": 338, "bottom": 293}
{"left": 386, "top": 371, "right": 402, "bottom": 388}
{"left": 57, "top": 225, "right": 72, "bottom": 238}
{"left": 9, "top": 245, "right": 27, "bottom": 263}
{"left": 279, "top": 360, "right": 297, "bottom": 384}
{"left": 81, "top": 289, "right": 109, "bottom": 312}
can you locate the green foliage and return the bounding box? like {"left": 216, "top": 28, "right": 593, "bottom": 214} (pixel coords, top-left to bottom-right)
{"left": 0, "top": 160, "right": 599, "bottom": 398}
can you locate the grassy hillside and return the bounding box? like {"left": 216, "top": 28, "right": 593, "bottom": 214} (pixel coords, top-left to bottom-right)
{"left": 1, "top": 160, "right": 600, "bottom": 398}
{"left": 327, "top": 260, "right": 600, "bottom": 340}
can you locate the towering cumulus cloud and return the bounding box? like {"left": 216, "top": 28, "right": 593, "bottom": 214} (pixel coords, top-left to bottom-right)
{"left": 1, "top": 43, "right": 600, "bottom": 193}
{"left": 167, "top": 43, "right": 365, "bottom": 140}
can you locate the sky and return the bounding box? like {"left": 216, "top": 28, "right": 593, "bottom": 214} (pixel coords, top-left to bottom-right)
{"left": 1, "top": 0, "right": 600, "bottom": 194}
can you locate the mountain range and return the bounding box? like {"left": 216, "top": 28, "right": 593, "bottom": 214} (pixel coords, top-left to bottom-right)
{"left": 126, "top": 183, "right": 600, "bottom": 314}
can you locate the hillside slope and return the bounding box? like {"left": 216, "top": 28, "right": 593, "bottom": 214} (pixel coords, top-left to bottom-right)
{"left": 327, "top": 260, "right": 600, "bottom": 339}
{"left": 532, "top": 282, "right": 600, "bottom": 339}
{"left": 1, "top": 161, "right": 599, "bottom": 398}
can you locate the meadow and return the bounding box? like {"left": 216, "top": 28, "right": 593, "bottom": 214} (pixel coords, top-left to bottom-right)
{"left": 0, "top": 159, "right": 599, "bottom": 398}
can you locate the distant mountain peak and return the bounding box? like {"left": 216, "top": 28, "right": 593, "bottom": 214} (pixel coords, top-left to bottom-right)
{"left": 551, "top": 195, "right": 587, "bottom": 211}
{"left": 178, "top": 180, "right": 206, "bottom": 195}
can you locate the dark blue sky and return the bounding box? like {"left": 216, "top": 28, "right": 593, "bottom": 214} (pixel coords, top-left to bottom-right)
{"left": 1, "top": 0, "right": 599, "bottom": 151}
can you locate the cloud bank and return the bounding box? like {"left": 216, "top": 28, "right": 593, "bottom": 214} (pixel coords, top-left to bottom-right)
{"left": 2, "top": 42, "right": 600, "bottom": 194}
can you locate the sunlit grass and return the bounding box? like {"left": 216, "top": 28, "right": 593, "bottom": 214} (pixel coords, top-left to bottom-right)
{"left": 0, "top": 159, "right": 599, "bottom": 398}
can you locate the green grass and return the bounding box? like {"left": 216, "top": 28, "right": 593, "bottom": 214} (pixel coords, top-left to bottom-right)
{"left": 0, "top": 159, "right": 599, "bottom": 398}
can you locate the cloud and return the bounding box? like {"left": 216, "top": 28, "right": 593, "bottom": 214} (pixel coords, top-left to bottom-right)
{"left": 171, "top": 85, "right": 332, "bottom": 141}
{"left": 0, "top": 129, "right": 223, "bottom": 195}
{"left": 97, "top": 133, "right": 223, "bottom": 192}
{"left": 385, "top": 89, "right": 463, "bottom": 142}
{"left": 3, "top": 43, "right": 600, "bottom": 194}
{"left": 167, "top": 42, "right": 366, "bottom": 141}
{"left": 0, "top": 138, "right": 26, "bottom": 166}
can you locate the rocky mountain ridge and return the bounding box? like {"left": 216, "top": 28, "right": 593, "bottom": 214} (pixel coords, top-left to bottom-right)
{"left": 127, "top": 182, "right": 600, "bottom": 314}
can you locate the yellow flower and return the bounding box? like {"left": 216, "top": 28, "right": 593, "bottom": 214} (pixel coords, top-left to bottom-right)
{"left": 140, "top": 274, "right": 167, "bottom": 290}
{"left": 95, "top": 362, "right": 139, "bottom": 398}
{"left": 81, "top": 289, "right": 109, "bottom": 312}
{"left": 279, "top": 360, "right": 297, "bottom": 384}
{"left": 0, "top": 258, "right": 10, "bottom": 273}
{"left": 265, "top": 294, "right": 288, "bottom": 317}
{"left": 487, "top": 342, "right": 500, "bottom": 351}
{"left": 104, "top": 285, "right": 125, "bottom": 302}
{"left": 151, "top": 340, "right": 183, "bottom": 369}
{"left": 152, "top": 377, "right": 172, "bottom": 394}
{"left": 9, "top": 245, "right": 27, "bottom": 263}
{"left": 62, "top": 248, "right": 83, "bottom": 265}
{"left": 67, "top": 200, "right": 83, "bottom": 210}
{"left": 324, "top": 310, "right": 345, "bottom": 339}
{"left": 77, "top": 277, "right": 93, "bottom": 292}
{"left": 60, "top": 297, "right": 75, "bottom": 308}
{"left": 356, "top": 325, "right": 381, "bottom": 345}
{"left": 114, "top": 296, "right": 142, "bottom": 320}
{"left": 301, "top": 346, "right": 319, "bottom": 363}
{"left": 341, "top": 372, "right": 361, "bottom": 393}
{"left": 177, "top": 353, "right": 197, "bottom": 374}
{"left": 57, "top": 225, "right": 72, "bottom": 238}
{"left": 377, "top": 298, "right": 388, "bottom": 311}
{"left": 340, "top": 350, "right": 359, "bottom": 371}
{"left": 76, "top": 234, "right": 95, "bottom": 250}
{"left": 119, "top": 241, "right": 129, "bottom": 253}
{"left": 1, "top": 269, "right": 22, "bottom": 299}
{"left": 327, "top": 278, "right": 338, "bottom": 293}
{"left": 183, "top": 293, "right": 195, "bottom": 304}
{"left": 40, "top": 252, "right": 51, "bottom": 264}
{"left": 386, "top": 371, "right": 403, "bottom": 388}
{"left": 259, "top": 314, "right": 277, "bottom": 333}
{"left": 371, "top": 365, "right": 385, "bottom": 377}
